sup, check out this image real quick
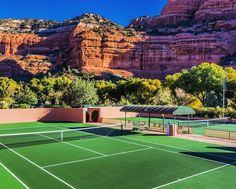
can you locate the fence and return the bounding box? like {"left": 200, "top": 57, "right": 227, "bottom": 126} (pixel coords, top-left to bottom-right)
{"left": 204, "top": 129, "right": 236, "bottom": 140}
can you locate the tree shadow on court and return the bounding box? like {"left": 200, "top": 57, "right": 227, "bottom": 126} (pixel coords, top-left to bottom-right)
{"left": 181, "top": 146, "right": 236, "bottom": 165}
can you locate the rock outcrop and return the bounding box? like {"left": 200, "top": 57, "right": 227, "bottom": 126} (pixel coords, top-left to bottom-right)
{"left": 130, "top": 0, "right": 207, "bottom": 28}
{"left": 195, "top": 0, "right": 236, "bottom": 22}
{"left": 0, "top": 14, "right": 131, "bottom": 79}
{"left": 130, "top": 0, "right": 236, "bottom": 28}
{"left": 1, "top": 1, "right": 236, "bottom": 79}
{"left": 0, "top": 19, "right": 57, "bottom": 34}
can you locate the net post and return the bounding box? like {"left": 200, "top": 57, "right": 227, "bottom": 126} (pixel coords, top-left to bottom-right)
{"left": 148, "top": 113, "right": 151, "bottom": 132}
{"left": 60, "top": 131, "right": 63, "bottom": 142}
{"left": 188, "top": 115, "right": 190, "bottom": 134}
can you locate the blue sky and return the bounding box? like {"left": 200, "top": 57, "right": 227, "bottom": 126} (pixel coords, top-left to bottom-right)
{"left": 0, "top": 0, "right": 167, "bottom": 26}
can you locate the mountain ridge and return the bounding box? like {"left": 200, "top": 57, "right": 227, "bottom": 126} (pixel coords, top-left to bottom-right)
{"left": 0, "top": 13, "right": 123, "bottom": 35}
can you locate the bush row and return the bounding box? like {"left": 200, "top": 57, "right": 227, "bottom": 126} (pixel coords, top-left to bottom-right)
{"left": 195, "top": 107, "right": 236, "bottom": 118}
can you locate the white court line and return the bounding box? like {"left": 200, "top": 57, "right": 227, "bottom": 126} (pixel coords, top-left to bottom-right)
{"left": 120, "top": 136, "right": 236, "bottom": 162}
{"left": 0, "top": 123, "right": 82, "bottom": 133}
{"left": 152, "top": 161, "right": 236, "bottom": 189}
{"left": 0, "top": 143, "right": 76, "bottom": 189}
{"left": 43, "top": 124, "right": 150, "bottom": 156}
{"left": 0, "top": 162, "right": 30, "bottom": 189}
{"left": 71, "top": 127, "right": 235, "bottom": 163}
{"left": 0, "top": 125, "right": 61, "bottom": 132}
{"left": 110, "top": 137, "right": 228, "bottom": 165}
{"left": 43, "top": 147, "right": 152, "bottom": 168}
{"left": 64, "top": 129, "right": 230, "bottom": 165}
{"left": 38, "top": 133, "right": 106, "bottom": 156}
{"left": 63, "top": 141, "right": 105, "bottom": 156}
{"left": 44, "top": 136, "right": 226, "bottom": 169}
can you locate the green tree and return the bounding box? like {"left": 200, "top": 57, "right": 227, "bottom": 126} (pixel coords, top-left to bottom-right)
{"left": 64, "top": 78, "right": 98, "bottom": 107}
{"left": 0, "top": 77, "right": 20, "bottom": 99}
{"left": 54, "top": 77, "right": 72, "bottom": 91}
{"left": 225, "top": 67, "right": 236, "bottom": 108}
{"left": 166, "top": 73, "right": 182, "bottom": 90}
{"left": 13, "top": 86, "right": 38, "bottom": 108}
{"left": 151, "top": 88, "right": 174, "bottom": 105}
{"left": 95, "top": 80, "right": 117, "bottom": 105}
{"left": 29, "top": 78, "right": 45, "bottom": 104}
{"left": 0, "top": 77, "right": 20, "bottom": 108}
{"left": 166, "top": 63, "right": 225, "bottom": 107}
{"left": 174, "top": 88, "right": 201, "bottom": 107}
{"left": 30, "top": 76, "right": 72, "bottom": 106}
{"left": 116, "top": 78, "right": 161, "bottom": 104}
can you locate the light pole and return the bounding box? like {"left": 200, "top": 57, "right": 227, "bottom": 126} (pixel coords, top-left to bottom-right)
{"left": 223, "top": 78, "right": 227, "bottom": 118}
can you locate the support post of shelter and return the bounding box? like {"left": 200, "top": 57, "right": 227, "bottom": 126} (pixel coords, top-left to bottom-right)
{"left": 120, "top": 106, "right": 196, "bottom": 134}
{"left": 188, "top": 115, "right": 190, "bottom": 134}
{"left": 121, "top": 123, "right": 124, "bottom": 135}
{"left": 162, "top": 114, "right": 165, "bottom": 132}
{"left": 124, "top": 112, "right": 127, "bottom": 127}
{"left": 148, "top": 113, "right": 151, "bottom": 132}
{"left": 174, "top": 116, "right": 176, "bottom": 127}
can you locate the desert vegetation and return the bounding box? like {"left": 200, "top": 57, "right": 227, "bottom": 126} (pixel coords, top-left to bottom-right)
{"left": 1, "top": 62, "right": 236, "bottom": 118}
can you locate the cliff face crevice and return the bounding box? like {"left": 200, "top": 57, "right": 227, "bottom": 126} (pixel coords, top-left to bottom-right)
{"left": 1, "top": 2, "right": 236, "bottom": 79}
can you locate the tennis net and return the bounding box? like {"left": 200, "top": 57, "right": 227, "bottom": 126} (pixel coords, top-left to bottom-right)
{"left": 177, "top": 118, "right": 231, "bottom": 135}
{"left": 0, "top": 124, "right": 122, "bottom": 148}
{"left": 178, "top": 118, "right": 230, "bottom": 127}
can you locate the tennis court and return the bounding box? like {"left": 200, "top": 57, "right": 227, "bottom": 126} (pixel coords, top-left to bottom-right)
{"left": 119, "top": 117, "right": 236, "bottom": 136}
{"left": 177, "top": 118, "right": 236, "bottom": 136}
{"left": 1, "top": 122, "right": 236, "bottom": 189}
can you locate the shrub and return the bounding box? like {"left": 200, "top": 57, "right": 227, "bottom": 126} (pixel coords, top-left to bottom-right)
{"left": 14, "top": 104, "right": 31, "bottom": 109}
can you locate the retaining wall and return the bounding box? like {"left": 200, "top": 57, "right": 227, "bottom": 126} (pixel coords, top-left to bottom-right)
{"left": 0, "top": 108, "right": 85, "bottom": 124}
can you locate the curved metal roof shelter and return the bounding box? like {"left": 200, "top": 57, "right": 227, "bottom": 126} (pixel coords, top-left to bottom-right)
{"left": 120, "top": 105, "right": 195, "bottom": 116}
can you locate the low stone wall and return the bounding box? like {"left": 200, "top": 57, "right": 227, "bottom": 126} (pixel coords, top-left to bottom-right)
{"left": 0, "top": 107, "right": 139, "bottom": 124}
{"left": 0, "top": 108, "right": 85, "bottom": 124}
{"left": 87, "top": 107, "right": 137, "bottom": 122}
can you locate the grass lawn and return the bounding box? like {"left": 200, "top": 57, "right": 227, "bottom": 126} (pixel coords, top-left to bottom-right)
{"left": 0, "top": 122, "right": 236, "bottom": 189}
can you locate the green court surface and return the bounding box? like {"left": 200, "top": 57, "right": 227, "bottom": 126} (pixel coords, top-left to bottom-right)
{"left": 0, "top": 122, "right": 236, "bottom": 189}
{"left": 192, "top": 124, "right": 236, "bottom": 135}
{"left": 0, "top": 163, "right": 26, "bottom": 189}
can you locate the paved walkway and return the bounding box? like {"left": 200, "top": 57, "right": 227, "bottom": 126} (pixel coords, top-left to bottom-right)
{"left": 175, "top": 134, "right": 236, "bottom": 147}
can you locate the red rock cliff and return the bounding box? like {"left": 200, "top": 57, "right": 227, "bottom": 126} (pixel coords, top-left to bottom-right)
{"left": 1, "top": 3, "right": 236, "bottom": 79}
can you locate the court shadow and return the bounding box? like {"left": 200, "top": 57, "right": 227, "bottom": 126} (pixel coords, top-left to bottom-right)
{"left": 181, "top": 146, "right": 236, "bottom": 165}
{"left": 79, "top": 127, "right": 138, "bottom": 137}
{"left": 142, "top": 133, "right": 167, "bottom": 137}
{"left": 207, "top": 146, "right": 236, "bottom": 152}
{"left": 0, "top": 139, "right": 58, "bottom": 150}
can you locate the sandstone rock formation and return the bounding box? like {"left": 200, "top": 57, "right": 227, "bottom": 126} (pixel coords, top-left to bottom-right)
{"left": 130, "top": 0, "right": 207, "bottom": 28}
{"left": 195, "top": 0, "right": 236, "bottom": 22}
{"left": 1, "top": 1, "right": 236, "bottom": 79}
{"left": 0, "top": 19, "right": 57, "bottom": 34}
